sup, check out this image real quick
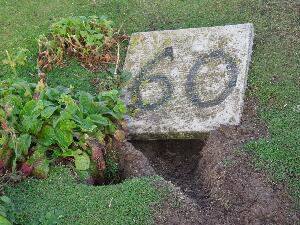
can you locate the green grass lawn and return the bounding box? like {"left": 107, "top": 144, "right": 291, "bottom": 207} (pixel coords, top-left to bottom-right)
{"left": 1, "top": 0, "right": 299, "bottom": 222}
{"left": 5, "top": 167, "right": 164, "bottom": 225}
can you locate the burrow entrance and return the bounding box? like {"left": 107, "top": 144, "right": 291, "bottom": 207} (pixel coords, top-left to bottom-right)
{"left": 131, "top": 139, "right": 210, "bottom": 206}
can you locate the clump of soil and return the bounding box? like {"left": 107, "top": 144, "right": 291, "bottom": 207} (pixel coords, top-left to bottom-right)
{"left": 118, "top": 141, "right": 156, "bottom": 179}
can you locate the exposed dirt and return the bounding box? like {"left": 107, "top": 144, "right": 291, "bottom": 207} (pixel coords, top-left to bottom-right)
{"left": 195, "top": 98, "right": 299, "bottom": 225}
{"left": 131, "top": 139, "right": 211, "bottom": 207}
{"left": 122, "top": 98, "right": 299, "bottom": 225}
{"left": 118, "top": 141, "right": 156, "bottom": 179}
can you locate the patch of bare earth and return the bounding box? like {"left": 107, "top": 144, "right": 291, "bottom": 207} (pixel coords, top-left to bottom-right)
{"left": 119, "top": 98, "right": 299, "bottom": 225}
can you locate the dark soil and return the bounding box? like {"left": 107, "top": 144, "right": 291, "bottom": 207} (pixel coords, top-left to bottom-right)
{"left": 131, "top": 139, "right": 211, "bottom": 207}
{"left": 122, "top": 98, "right": 299, "bottom": 225}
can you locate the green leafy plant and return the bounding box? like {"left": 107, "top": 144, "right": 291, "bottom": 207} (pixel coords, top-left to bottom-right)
{"left": 0, "top": 78, "right": 127, "bottom": 183}
{"left": 38, "top": 16, "right": 128, "bottom": 72}
{"left": 2, "top": 48, "right": 29, "bottom": 75}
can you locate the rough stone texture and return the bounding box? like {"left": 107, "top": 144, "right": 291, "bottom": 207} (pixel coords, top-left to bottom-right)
{"left": 123, "top": 24, "right": 254, "bottom": 139}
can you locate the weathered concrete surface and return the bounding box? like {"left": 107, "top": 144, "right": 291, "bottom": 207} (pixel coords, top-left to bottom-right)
{"left": 123, "top": 23, "right": 254, "bottom": 139}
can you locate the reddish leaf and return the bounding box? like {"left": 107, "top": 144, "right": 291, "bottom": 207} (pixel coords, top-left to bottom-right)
{"left": 20, "top": 163, "right": 33, "bottom": 176}
{"left": 1, "top": 122, "right": 8, "bottom": 131}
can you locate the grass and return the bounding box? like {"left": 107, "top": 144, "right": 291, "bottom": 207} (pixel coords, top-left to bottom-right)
{"left": 5, "top": 166, "right": 164, "bottom": 225}
{"left": 0, "top": 0, "right": 250, "bottom": 93}
{"left": 0, "top": 0, "right": 299, "bottom": 222}
{"left": 242, "top": 1, "right": 300, "bottom": 203}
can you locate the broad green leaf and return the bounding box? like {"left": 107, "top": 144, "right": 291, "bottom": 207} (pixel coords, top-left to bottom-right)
{"left": 52, "top": 148, "right": 63, "bottom": 158}
{"left": 103, "top": 111, "right": 120, "bottom": 120}
{"left": 59, "top": 148, "right": 78, "bottom": 157}
{"left": 74, "top": 152, "right": 90, "bottom": 171}
{"left": 21, "top": 100, "right": 44, "bottom": 117}
{"left": 45, "top": 88, "right": 60, "bottom": 101}
{"left": 79, "top": 92, "right": 97, "bottom": 114}
{"left": 41, "top": 106, "right": 58, "bottom": 119}
{"left": 93, "top": 33, "right": 104, "bottom": 40}
{"left": 0, "top": 215, "right": 12, "bottom": 225}
{"left": 58, "top": 119, "right": 77, "bottom": 131}
{"left": 87, "top": 114, "right": 109, "bottom": 126}
{"left": 0, "top": 133, "right": 7, "bottom": 145}
{"left": 42, "top": 100, "right": 55, "bottom": 107}
{"left": 65, "top": 103, "right": 80, "bottom": 115}
{"left": 113, "top": 100, "right": 126, "bottom": 119}
{"left": 21, "top": 115, "right": 43, "bottom": 134}
{"left": 33, "top": 100, "right": 44, "bottom": 112}
{"left": 106, "top": 120, "right": 116, "bottom": 134}
{"left": 78, "top": 118, "right": 97, "bottom": 133}
{"left": 59, "top": 94, "right": 75, "bottom": 106}
{"left": 20, "top": 100, "right": 36, "bottom": 116}
{"left": 38, "top": 125, "right": 55, "bottom": 146}
{"left": 98, "top": 90, "right": 119, "bottom": 102}
{"left": 55, "top": 127, "right": 73, "bottom": 148}
{"left": 17, "top": 134, "right": 31, "bottom": 155}
{"left": 0, "top": 78, "right": 127, "bottom": 180}
{"left": 2, "top": 95, "right": 23, "bottom": 113}
{"left": 97, "top": 106, "right": 114, "bottom": 115}
{"left": 53, "top": 110, "right": 73, "bottom": 128}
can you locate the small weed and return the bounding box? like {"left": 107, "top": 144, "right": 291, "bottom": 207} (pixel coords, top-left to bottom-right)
{"left": 2, "top": 48, "right": 29, "bottom": 75}
{"left": 93, "top": 67, "right": 131, "bottom": 92}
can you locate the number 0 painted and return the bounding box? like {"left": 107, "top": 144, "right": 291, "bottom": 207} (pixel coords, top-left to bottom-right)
{"left": 185, "top": 49, "right": 238, "bottom": 107}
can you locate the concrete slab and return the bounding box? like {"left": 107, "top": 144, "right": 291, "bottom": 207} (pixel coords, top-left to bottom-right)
{"left": 123, "top": 23, "right": 254, "bottom": 139}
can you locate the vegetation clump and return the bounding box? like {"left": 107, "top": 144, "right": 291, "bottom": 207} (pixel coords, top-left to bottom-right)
{"left": 0, "top": 78, "right": 127, "bottom": 183}
{"left": 37, "top": 16, "right": 128, "bottom": 72}
{"left": 2, "top": 49, "right": 29, "bottom": 75}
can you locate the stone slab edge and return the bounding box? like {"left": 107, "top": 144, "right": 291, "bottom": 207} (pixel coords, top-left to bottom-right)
{"left": 124, "top": 23, "right": 255, "bottom": 140}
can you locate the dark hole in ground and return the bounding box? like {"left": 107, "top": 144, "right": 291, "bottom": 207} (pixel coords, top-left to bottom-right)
{"left": 131, "top": 139, "right": 210, "bottom": 206}
{"left": 66, "top": 160, "right": 122, "bottom": 186}
{"left": 75, "top": 168, "right": 122, "bottom": 186}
